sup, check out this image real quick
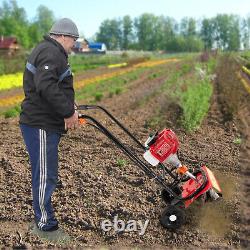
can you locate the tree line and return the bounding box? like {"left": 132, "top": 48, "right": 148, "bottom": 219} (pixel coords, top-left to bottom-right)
{"left": 0, "top": 0, "right": 250, "bottom": 52}
{"left": 97, "top": 14, "right": 250, "bottom": 51}
{"left": 0, "top": 0, "right": 54, "bottom": 49}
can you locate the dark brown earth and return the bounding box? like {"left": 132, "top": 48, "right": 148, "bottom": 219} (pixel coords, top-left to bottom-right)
{"left": 0, "top": 56, "right": 249, "bottom": 249}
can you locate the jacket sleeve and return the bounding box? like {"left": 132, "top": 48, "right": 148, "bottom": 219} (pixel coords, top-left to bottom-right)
{"left": 33, "top": 49, "right": 75, "bottom": 118}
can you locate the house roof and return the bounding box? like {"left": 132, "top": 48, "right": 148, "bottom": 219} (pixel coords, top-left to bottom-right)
{"left": 0, "top": 37, "right": 18, "bottom": 49}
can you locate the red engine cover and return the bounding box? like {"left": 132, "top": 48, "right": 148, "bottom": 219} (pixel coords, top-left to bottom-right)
{"left": 149, "top": 129, "right": 179, "bottom": 163}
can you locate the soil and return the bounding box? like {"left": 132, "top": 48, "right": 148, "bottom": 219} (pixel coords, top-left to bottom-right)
{"left": 0, "top": 57, "right": 249, "bottom": 249}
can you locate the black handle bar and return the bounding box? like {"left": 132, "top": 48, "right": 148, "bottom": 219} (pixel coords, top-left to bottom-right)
{"left": 77, "top": 105, "right": 145, "bottom": 150}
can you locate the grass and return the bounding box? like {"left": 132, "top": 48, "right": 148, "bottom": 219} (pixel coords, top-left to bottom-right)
{"left": 179, "top": 62, "right": 193, "bottom": 76}
{"left": 94, "top": 92, "right": 103, "bottom": 101}
{"left": 3, "top": 105, "right": 21, "bottom": 118}
{"left": 240, "top": 50, "right": 250, "bottom": 63}
{"left": 0, "top": 51, "right": 26, "bottom": 75}
{"left": 175, "top": 59, "right": 214, "bottom": 131}
{"left": 148, "top": 72, "right": 159, "bottom": 79}
{"left": 69, "top": 54, "right": 128, "bottom": 73}
{"left": 75, "top": 68, "right": 145, "bottom": 104}
{"left": 108, "top": 87, "right": 122, "bottom": 98}
{"left": 145, "top": 67, "right": 182, "bottom": 129}
{"left": 179, "top": 80, "right": 212, "bottom": 131}
{"left": 146, "top": 57, "right": 214, "bottom": 132}
{"left": 69, "top": 53, "right": 155, "bottom": 73}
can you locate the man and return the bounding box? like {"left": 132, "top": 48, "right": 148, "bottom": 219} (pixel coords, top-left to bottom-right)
{"left": 19, "top": 18, "right": 79, "bottom": 242}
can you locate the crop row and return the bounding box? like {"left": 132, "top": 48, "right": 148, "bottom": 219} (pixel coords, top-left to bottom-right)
{"left": 242, "top": 66, "right": 250, "bottom": 76}
{"left": 0, "top": 59, "right": 176, "bottom": 108}
{"left": 0, "top": 73, "right": 23, "bottom": 91}
{"left": 0, "top": 59, "right": 177, "bottom": 92}
{"left": 237, "top": 71, "right": 250, "bottom": 94}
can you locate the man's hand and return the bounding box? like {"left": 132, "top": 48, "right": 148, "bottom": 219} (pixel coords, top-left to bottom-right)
{"left": 64, "top": 110, "right": 79, "bottom": 130}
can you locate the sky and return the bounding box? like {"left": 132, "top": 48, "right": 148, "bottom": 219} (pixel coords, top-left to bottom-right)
{"left": 3, "top": 0, "right": 250, "bottom": 38}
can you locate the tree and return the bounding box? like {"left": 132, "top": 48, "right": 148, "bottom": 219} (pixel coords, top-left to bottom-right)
{"left": 154, "top": 16, "right": 164, "bottom": 50}
{"left": 96, "top": 18, "right": 122, "bottom": 50}
{"left": 228, "top": 15, "right": 241, "bottom": 50}
{"left": 35, "top": 5, "right": 54, "bottom": 36}
{"left": 0, "top": 1, "right": 55, "bottom": 49}
{"left": 200, "top": 18, "right": 214, "bottom": 50}
{"left": 180, "top": 17, "right": 196, "bottom": 37}
{"left": 213, "top": 14, "right": 240, "bottom": 50}
{"left": 155, "top": 16, "right": 176, "bottom": 51}
{"left": 27, "top": 5, "right": 55, "bottom": 46}
{"left": 122, "top": 15, "right": 133, "bottom": 50}
{"left": 241, "top": 16, "right": 250, "bottom": 49}
{"left": 0, "top": 0, "right": 30, "bottom": 48}
{"left": 179, "top": 17, "right": 202, "bottom": 52}
{"left": 134, "top": 13, "right": 158, "bottom": 51}
{"left": 96, "top": 20, "right": 110, "bottom": 48}
{"left": 185, "top": 36, "right": 204, "bottom": 52}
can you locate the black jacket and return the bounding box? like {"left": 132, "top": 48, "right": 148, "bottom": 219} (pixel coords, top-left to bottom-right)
{"left": 20, "top": 35, "right": 75, "bottom": 133}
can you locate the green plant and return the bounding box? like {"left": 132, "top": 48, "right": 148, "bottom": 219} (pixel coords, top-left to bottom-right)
{"left": 117, "top": 159, "right": 127, "bottom": 167}
{"left": 206, "top": 58, "right": 217, "bottom": 74}
{"left": 148, "top": 72, "right": 158, "bottom": 79}
{"left": 3, "top": 105, "right": 21, "bottom": 118}
{"left": 179, "top": 63, "right": 192, "bottom": 76}
{"left": 94, "top": 92, "right": 103, "bottom": 101}
{"left": 108, "top": 87, "right": 122, "bottom": 97}
{"left": 180, "top": 80, "right": 212, "bottom": 131}
{"left": 233, "top": 137, "right": 242, "bottom": 145}
{"left": 114, "top": 87, "right": 122, "bottom": 95}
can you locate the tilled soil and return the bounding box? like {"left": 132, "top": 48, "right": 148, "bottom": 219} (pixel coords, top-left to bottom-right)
{"left": 0, "top": 60, "right": 249, "bottom": 249}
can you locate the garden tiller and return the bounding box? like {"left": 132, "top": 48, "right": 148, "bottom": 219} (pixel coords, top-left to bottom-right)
{"left": 77, "top": 105, "right": 222, "bottom": 229}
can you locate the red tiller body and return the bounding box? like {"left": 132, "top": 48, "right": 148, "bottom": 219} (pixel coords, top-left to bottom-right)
{"left": 182, "top": 165, "right": 222, "bottom": 207}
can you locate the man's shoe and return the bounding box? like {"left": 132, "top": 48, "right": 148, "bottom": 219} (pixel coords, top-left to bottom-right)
{"left": 30, "top": 223, "right": 71, "bottom": 244}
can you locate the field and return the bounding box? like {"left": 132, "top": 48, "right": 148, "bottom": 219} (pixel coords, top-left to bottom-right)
{"left": 0, "top": 53, "right": 249, "bottom": 249}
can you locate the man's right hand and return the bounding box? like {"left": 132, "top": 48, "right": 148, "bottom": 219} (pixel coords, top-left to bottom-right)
{"left": 64, "top": 110, "right": 79, "bottom": 130}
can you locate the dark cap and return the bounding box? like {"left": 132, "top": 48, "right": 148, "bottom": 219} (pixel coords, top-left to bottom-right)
{"left": 50, "top": 18, "right": 79, "bottom": 38}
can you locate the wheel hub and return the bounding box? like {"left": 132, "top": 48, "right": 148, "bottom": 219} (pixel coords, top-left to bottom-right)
{"left": 169, "top": 214, "right": 177, "bottom": 222}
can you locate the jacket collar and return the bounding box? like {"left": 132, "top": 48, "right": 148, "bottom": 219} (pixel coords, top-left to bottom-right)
{"left": 44, "top": 35, "right": 68, "bottom": 58}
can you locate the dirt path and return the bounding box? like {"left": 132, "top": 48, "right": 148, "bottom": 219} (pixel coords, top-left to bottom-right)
{"left": 215, "top": 55, "right": 250, "bottom": 248}
{"left": 0, "top": 59, "right": 248, "bottom": 249}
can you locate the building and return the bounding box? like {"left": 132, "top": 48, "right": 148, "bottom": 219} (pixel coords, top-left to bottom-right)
{"left": 88, "top": 42, "right": 107, "bottom": 54}
{"left": 0, "top": 36, "right": 19, "bottom": 56}
{"left": 72, "top": 38, "right": 106, "bottom": 54}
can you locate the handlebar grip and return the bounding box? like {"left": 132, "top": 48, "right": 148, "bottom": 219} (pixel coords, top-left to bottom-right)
{"left": 77, "top": 105, "right": 91, "bottom": 110}
{"left": 78, "top": 116, "right": 87, "bottom": 125}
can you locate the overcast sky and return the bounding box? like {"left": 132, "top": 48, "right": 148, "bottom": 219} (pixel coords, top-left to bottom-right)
{"left": 4, "top": 0, "right": 250, "bottom": 38}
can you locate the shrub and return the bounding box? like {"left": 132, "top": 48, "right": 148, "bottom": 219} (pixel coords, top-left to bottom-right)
{"left": 4, "top": 105, "right": 21, "bottom": 118}
{"left": 94, "top": 92, "right": 103, "bottom": 101}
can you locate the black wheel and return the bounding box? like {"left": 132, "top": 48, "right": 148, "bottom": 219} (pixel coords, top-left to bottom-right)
{"left": 160, "top": 205, "right": 185, "bottom": 230}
